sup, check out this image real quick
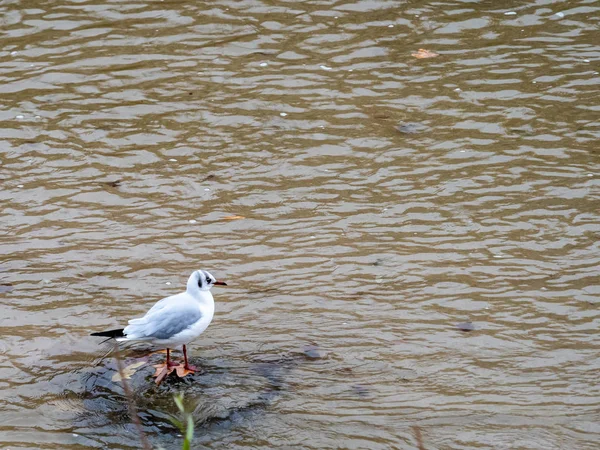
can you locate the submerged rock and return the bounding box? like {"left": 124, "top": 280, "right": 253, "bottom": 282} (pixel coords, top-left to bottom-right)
{"left": 78, "top": 344, "right": 324, "bottom": 446}
{"left": 456, "top": 321, "right": 475, "bottom": 332}
{"left": 395, "top": 122, "right": 427, "bottom": 134}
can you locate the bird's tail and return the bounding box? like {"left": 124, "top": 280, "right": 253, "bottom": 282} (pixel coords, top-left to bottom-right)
{"left": 90, "top": 328, "right": 125, "bottom": 341}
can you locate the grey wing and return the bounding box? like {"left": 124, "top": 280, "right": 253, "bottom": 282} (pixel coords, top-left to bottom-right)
{"left": 124, "top": 303, "right": 201, "bottom": 340}
{"left": 144, "top": 293, "right": 180, "bottom": 316}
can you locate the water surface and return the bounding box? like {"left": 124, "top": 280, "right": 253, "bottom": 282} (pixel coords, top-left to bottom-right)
{"left": 1, "top": 1, "right": 599, "bottom": 449}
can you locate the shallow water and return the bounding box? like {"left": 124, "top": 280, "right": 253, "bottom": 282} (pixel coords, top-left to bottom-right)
{"left": 1, "top": 0, "right": 599, "bottom": 449}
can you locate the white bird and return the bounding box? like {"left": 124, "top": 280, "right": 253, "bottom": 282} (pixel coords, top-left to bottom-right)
{"left": 91, "top": 269, "right": 227, "bottom": 381}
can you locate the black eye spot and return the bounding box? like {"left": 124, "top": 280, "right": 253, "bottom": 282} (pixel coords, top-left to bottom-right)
{"left": 206, "top": 278, "right": 212, "bottom": 284}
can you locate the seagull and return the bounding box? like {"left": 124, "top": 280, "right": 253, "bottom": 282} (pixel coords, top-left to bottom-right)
{"left": 91, "top": 269, "right": 227, "bottom": 382}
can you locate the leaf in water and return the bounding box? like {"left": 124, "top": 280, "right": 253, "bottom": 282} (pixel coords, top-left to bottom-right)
{"left": 411, "top": 48, "right": 439, "bottom": 59}
{"left": 175, "top": 365, "right": 195, "bottom": 377}
{"left": 222, "top": 215, "right": 245, "bottom": 220}
{"left": 154, "top": 365, "right": 175, "bottom": 385}
{"left": 111, "top": 361, "right": 146, "bottom": 382}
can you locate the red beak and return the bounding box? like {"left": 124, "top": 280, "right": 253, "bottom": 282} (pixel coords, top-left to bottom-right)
{"left": 214, "top": 280, "right": 227, "bottom": 286}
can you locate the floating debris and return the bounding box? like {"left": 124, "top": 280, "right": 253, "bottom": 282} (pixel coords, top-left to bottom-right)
{"left": 222, "top": 215, "right": 245, "bottom": 220}
{"left": 411, "top": 48, "right": 438, "bottom": 59}
{"left": 100, "top": 180, "right": 122, "bottom": 188}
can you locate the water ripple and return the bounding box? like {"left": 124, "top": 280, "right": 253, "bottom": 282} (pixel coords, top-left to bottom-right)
{"left": 1, "top": 0, "right": 599, "bottom": 448}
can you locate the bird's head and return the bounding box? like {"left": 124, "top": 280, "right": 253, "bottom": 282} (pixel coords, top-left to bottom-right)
{"left": 188, "top": 269, "right": 227, "bottom": 293}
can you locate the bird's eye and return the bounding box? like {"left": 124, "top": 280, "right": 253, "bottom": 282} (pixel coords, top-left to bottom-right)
{"left": 206, "top": 278, "right": 212, "bottom": 284}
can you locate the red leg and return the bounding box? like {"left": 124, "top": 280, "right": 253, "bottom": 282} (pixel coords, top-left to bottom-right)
{"left": 154, "top": 348, "right": 179, "bottom": 383}
{"left": 166, "top": 348, "right": 178, "bottom": 368}
{"left": 182, "top": 345, "right": 196, "bottom": 372}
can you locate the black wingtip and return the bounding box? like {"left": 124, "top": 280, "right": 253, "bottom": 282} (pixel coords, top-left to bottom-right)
{"left": 90, "top": 328, "right": 125, "bottom": 338}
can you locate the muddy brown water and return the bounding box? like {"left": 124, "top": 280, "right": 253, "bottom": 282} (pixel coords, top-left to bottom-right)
{"left": 1, "top": 1, "right": 599, "bottom": 449}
